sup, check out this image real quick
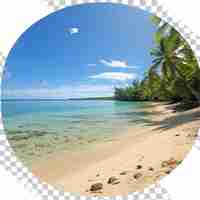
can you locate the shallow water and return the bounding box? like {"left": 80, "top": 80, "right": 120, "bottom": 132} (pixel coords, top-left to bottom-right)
{"left": 2, "top": 100, "right": 151, "bottom": 165}
{"left": 2, "top": 100, "right": 149, "bottom": 138}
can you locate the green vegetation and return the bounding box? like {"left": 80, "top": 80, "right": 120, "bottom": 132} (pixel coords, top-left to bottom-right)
{"left": 114, "top": 16, "right": 200, "bottom": 109}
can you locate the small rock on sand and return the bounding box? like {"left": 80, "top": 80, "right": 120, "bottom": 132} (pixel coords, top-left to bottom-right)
{"left": 107, "top": 176, "right": 120, "bottom": 184}
{"left": 120, "top": 171, "right": 128, "bottom": 175}
{"left": 187, "top": 133, "right": 198, "bottom": 138}
{"left": 161, "top": 158, "right": 177, "bottom": 168}
{"left": 133, "top": 173, "right": 143, "bottom": 180}
{"left": 148, "top": 167, "right": 154, "bottom": 171}
{"left": 90, "top": 183, "right": 103, "bottom": 192}
{"left": 136, "top": 165, "right": 143, "bottom": 170}
{"left": 165, "top": 170, "right": 172, "bottom": 174}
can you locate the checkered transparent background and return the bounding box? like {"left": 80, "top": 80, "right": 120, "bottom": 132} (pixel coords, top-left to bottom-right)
{"left": 0, "top": 0, "right": 200, "bottom": 199}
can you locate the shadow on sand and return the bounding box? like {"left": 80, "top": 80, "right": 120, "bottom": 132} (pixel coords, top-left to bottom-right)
{"left": 131, "top": 104, "right": 200, "bottom": 131}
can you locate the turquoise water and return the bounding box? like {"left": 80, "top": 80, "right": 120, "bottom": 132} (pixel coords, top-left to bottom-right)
{"left": 2, "top": 100, "right": 148, "bottom": 138}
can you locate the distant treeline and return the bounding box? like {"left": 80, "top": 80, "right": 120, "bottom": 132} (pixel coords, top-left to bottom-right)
{"left": 114, "top": 16, "right": 200, "bottom": 109}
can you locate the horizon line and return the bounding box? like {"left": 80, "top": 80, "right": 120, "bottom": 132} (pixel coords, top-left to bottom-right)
{"left": 1, "top": 96, "right": 114, "bottom": 101}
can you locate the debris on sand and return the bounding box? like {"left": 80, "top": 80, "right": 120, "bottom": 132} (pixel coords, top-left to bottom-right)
{"left": 90, "top": 183, "right": 103, "bottom": 192}
{"left": 161, "top": 158, "right": 177, "bottom": 168}
{"left": 133, "top": 172, "right": 143, "bottom": 180}
{"left": 148, "top": 167, "right": 154, "bottom": 171}
{"left": 136, "top": 165, "right": 143, "bottom": 170}
{"left": 120, "top": 171, "right": 128, "bottom": 175}
{"left": 107, "top": 176, "right": 120, "bottom": 185}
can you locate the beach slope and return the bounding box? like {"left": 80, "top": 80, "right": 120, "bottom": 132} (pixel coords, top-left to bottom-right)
{"left": 32, "top": 103, "right": 199, "bottom": 196}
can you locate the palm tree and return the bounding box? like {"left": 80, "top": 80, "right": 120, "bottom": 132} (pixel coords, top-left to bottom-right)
{"left": 149, "top": 19, "right": 200, "bottom": 104}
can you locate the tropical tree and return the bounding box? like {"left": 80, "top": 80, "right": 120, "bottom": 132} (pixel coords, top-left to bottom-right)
{"left": 114, "top": 16, "right": 200, "bottom": 108}
{"left": 149, "top": 17, "right": 200, "bottom": 104}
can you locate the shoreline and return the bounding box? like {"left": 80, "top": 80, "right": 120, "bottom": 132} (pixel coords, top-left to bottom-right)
{"left": 29, "top": 102, "right": 199, "bottom": 196}
{"left": 7, "top": 101, "right": 149, "bottom": 166}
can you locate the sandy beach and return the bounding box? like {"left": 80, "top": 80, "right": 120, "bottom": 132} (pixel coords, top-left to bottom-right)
{"left": 3, "top": 3, "right": 200, "bottom": 198}
{"left": 30, "top": 103, "right": 199, "bottom": 196}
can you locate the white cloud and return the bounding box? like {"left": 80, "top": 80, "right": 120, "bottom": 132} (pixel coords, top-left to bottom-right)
{"left": 90, "top": 72, "right": 137, "bottom": 81}
{"left": 99, "top": 59, "right": 136, "bottom": 69}
{"left": 2, "top": 84, "right": 114, "bottom": 99}
{"left": 67, "top": 27, "right": 79, "bottom": 35}
{"left": 88, "top": 63, "right": 96, "bottom": 67}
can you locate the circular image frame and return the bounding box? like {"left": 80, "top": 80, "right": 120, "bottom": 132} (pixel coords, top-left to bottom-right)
{"left": 0, "top": 0, "right": 200, "bottom": 200}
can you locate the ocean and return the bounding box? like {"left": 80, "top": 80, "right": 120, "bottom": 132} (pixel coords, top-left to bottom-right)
{"left": 2, "top": 99, "right": 148, "bottom": 138}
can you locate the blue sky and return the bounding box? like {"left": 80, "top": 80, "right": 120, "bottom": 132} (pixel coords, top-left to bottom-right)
{"left": 2, "top": 3, "right": 157, "bottom": 99}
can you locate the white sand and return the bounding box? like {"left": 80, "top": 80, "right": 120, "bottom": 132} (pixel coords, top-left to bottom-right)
{"left": 32, "top": 103, "right": 199, "bottom": 196}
